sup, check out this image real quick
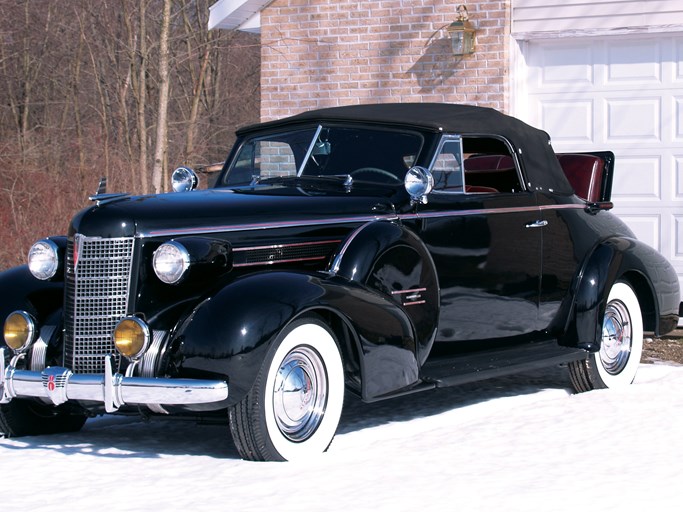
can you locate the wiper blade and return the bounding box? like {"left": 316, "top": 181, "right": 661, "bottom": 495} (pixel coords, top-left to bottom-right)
{"left": 255, "top": 174, "right": 354, "bottom": 191}
{"left": 311, "top": 174, "right": 353, "bottom": 189}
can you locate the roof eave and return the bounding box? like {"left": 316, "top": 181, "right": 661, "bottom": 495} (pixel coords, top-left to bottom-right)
{"left": 208, "top": 0, "right": 272, "bottom": 32}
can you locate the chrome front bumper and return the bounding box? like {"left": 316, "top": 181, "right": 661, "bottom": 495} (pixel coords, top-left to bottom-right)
{"left": 0, "top": 348, "right": 228, "bottom": 413}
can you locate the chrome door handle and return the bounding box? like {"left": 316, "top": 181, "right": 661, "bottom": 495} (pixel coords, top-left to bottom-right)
{"left": 525, "top": 220, "right": 548, "bottom": 228}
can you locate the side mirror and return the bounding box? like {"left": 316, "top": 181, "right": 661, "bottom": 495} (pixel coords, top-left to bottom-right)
{"left": 312, "top": 140, "right": 331, "bottom": 156}
{"left": 404, "top": 166, "right": 433, "bottom": 204}
{"left": 171, "top": 167, "right": 199, "bottom": 193}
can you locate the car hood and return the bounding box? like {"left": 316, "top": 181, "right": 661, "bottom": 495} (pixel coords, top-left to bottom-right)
{"left": 69, "top": 185, "right": 399, "bottom": 238}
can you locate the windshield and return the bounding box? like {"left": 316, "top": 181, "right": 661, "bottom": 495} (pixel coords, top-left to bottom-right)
{"left": 222, "top": 125, "right": 423, "bottom": 186}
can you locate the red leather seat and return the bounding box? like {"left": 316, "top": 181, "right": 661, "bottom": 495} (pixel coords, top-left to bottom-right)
{"left": 465, "top": 185, "right": 498, "bottom": 193}
{"left": 463, "top": 155, "right": 519, "bottom": 193}
{"left": 557, "top": 154, "right": 604, "bottom": 202}
{"left": 464, "top": 155, "right": 514, "bottom": 171}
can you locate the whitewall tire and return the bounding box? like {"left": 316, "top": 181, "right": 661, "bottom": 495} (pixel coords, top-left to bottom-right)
{"left": 569, "top": 281, "right": 643, "bottom": 392}
{"left": 229, "top": 316, "right": 344, "bottom": 461}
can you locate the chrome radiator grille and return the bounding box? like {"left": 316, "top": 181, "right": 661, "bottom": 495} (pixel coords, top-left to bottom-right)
{"left": 64, "top": 235, "right": 135, "bottom": 374}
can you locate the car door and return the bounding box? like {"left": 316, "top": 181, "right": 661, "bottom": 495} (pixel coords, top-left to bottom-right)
{"left": 409, "top": 135, "right": 543, "bottom": 342}
{"left": 535, "top": 152, "right": 617, "bottom": 331}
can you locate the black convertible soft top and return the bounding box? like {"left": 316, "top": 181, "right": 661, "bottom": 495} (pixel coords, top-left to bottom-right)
{"left": 237, "top": 103, "right": 573, "bottom": 195}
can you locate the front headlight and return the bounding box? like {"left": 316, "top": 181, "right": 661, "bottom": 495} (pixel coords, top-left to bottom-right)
{"left": 3, "top": 311, "right": 37, "bottom": 353}
{"left": 153, "top": 241, "right": 190, "bottom": 284}
{"left": 28, "top": 239, "right": 60, "bottom": 280}
{"left": 113, "top": 317, "right": 150, "bottom": 360}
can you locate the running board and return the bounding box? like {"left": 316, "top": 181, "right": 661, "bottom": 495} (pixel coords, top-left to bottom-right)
{"left": 421, "top": 341, "right": 586, "bottom": 388}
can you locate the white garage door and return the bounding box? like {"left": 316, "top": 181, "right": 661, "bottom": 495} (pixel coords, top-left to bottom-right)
{"left": 522, "top": 34, "right": 683, "bottom": 295}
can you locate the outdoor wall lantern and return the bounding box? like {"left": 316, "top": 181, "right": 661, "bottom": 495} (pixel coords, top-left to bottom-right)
{"left": 447, "top": 5, "right": 476, "bottom": 56}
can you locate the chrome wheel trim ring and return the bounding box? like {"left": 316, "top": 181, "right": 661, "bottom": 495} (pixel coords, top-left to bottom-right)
{"left": 600, "top": 299, "right": 632, "bottom": 375}
{"left": 273, "top": 346, "right": 328, "bottom": 442}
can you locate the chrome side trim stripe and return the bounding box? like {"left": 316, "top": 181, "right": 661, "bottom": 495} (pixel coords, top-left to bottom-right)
{"left": 392, "top": 288, "right": 428, "bottom": 307}
{"left": 232, "top": 239, "right": 342, "bottom": 252}
{"left": 234, "top": 255, "right": 329, "bottom": 268}
{"left": 139, "top": 203, "right": 585, "bottom": 238}
{"left": 329, "top": 221, "right": 381, "bottom": 275}
{"left": 392, "top": 287, "right": 427, "bottom": 295}
{"left": 399, "top": 203, "right": 585, "bottom": 221}
{"left": 142, "top": 215, "right": 395, "bottom": 238}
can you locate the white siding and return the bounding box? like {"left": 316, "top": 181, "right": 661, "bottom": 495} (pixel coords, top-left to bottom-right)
{"left": 513, "top": 0, "right": 683, "bottom": 37}
{"left": 519, "top": 34, "right": 683, "bottom": 296}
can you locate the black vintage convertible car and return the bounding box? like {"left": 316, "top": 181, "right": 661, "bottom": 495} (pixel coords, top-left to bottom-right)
{"left": 1, "top": 103, "right": 680, "bottom": 461}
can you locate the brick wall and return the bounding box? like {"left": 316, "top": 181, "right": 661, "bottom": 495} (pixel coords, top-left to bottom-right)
{"left": 260, "top": 0, "right": 510, "bottom": 121}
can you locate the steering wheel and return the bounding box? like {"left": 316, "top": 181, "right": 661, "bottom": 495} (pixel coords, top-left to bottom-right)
{"left": 350, "top": 167, "right": 402, "bottom": 184}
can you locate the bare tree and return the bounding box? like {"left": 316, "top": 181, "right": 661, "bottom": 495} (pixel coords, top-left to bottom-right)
{"left": 152, "top": 0, "right": 172, "bottom": 193}
{"left": 136, "top": 0, "right": 151, "bottom": 194}
{"left": 0, "top": 0, "right": 261, "bottom": 270}
{"left": 180, "top": 0, "right": 213, "bottom": 162}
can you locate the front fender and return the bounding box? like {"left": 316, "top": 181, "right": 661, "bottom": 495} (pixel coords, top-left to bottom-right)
{"left": 175, "top": 271, "right": 415, "bottom": 404}
{"left": 0, "top": 265, "right": 64, "bottom": 326}
{"left": 330, "top": 220, "right": 439, "bottom": 365}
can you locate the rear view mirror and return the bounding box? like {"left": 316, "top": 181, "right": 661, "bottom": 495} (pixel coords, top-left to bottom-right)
{"left": 312, "top": 140, "right": 331, "bottom": 156}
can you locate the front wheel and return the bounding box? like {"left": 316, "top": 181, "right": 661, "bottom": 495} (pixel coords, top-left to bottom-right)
{"left": 569, "top": 281, "right": 643, "bottom": 392}
{"left": 229, "top": 316, "right": 345, "bottom": 461}
{"left": 0, "top": 399, "right": 87, "bottom": 437}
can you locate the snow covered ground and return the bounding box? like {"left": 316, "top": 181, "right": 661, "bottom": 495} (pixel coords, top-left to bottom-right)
{"left": 2, "top": 363, "right": 682, "bottom": 511}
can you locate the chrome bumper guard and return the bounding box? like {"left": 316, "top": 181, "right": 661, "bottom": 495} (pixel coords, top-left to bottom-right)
{"left": 0, "top": 348, "right": 228, "bottom": 413}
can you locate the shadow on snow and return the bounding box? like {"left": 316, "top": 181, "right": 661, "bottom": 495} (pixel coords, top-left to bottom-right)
{"left": 0, "top": 365, "right": 573, "bottom": 460}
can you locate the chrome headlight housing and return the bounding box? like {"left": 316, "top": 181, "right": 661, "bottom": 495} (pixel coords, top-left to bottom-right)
{"left": 171, "top": 166, "right": 198, "bottom": 193}
{"left": 27, "top": 239, "right": 60, "bottom": 280}
{"left": 3, "top": 311, "right": 37, "bottom": 353}
{"left": 404, "top": 166, "right": 434, "bottom": 204}
{"left": 113, "top": 316, "right": 150, "bottom": 360}
{"left": 153, "top": 241, "right": 191, "bottom": 284}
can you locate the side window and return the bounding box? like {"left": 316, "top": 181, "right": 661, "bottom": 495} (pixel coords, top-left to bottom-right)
{"left": 461, "top": 137, "right": 522, "bottom": 194}
{"left": 431, "top": 138, "right": 464, "bottom": 192}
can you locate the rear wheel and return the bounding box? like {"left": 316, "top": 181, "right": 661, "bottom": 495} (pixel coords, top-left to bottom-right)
{"left": 0, "top": 399, "right": 87, "bottom": 437}
{"left": 229, "top": 316, "right": 344, "bottom": 461}
{"left": 569, "top": 281, "right": 643, "bottom": 392}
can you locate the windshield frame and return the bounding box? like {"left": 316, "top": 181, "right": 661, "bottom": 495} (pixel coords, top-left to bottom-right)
{"left": 219, "top": 123, "right": 426, "bottom": 188}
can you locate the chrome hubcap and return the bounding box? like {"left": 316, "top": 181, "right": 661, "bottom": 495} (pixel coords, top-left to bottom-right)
{"left": 273, "top": 346, "right": 327, "bottom": 442}
{"left": 600, "top": 299, "right": 632, "bottom": 375}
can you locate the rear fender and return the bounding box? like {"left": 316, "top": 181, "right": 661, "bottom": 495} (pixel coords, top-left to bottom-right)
{"left": 560, "top": 237, "right": 679, "bottom": 350}
{"left": 174, "top": 271, "right": 415, "bottom": 404}
{"left": 565, "top": 241, "right": 621, "bottom": 351}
